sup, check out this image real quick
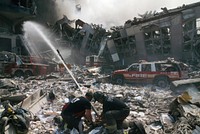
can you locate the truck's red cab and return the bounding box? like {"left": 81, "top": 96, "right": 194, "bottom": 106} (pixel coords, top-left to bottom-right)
{"left": 0, "top": 51, "right": 58, "bottom": 77}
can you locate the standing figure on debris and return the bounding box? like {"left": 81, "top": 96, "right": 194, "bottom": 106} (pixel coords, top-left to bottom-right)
{"left": 61, "top": 92, "right": 94, "bottom": 133}
{"left": 93, "top": 91, "right": 130, "bottom": 134}
{"left": 47, "top": 90, "right": 56, "bottom": 104}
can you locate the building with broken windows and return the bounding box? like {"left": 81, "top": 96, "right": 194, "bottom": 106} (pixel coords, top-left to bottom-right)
{"left": 106, "top": 2, "right": 200, "bottom": 67}
{"left": 0, "top": 0, "right": 36, "bottom": 55}
{"left": 0, "top": 1, "right": 200, "bottom": 68}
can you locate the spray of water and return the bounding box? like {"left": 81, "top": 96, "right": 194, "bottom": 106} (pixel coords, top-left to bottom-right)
{"left": 23, "top": 21, "right": 72, "bottom": 59}
{"left": 23, "top": 32, "right": 41, "bottom": 56}
{"left": 24, "top": 21, "right": 82, "bottom": 90}
{"left": 25, "top": 22, "right": 58, "bottom": 56}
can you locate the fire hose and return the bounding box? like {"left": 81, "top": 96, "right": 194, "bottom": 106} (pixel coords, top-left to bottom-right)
{"left": 56, "top": 49, "right": 99, "bottom": 116}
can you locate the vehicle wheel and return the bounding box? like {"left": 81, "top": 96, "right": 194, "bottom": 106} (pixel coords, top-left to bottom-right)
{"left": 154, "top": 77, "right": 169, "bottom": 88}
{"left": 115, "top": 76, "right": 124, "bottom": 85}
{"left": 14, "top": 70, "right": 24, "bottom": 77}
{"left": 25, "top": 71, "right": 33, "bottom": 77}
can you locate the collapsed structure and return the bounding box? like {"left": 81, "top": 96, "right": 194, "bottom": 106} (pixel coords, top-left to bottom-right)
{"left": 1, "top": 1, "right": 200, "bottom": 69}
{"left": 50, "top": 2, "right": 200, "bottom": 68}
{"left": 0, "top": 1, "right": 200, "bottom": 134}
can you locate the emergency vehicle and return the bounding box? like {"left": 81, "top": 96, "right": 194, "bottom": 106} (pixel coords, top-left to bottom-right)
{"left": 85, "top": 55, "right": 106, "bottom": 67}
{"left": 0, "top": 51, "right": 58, "bottom": 77}
{"left": 111, "top": 59, "right": 189, "bottom": 88}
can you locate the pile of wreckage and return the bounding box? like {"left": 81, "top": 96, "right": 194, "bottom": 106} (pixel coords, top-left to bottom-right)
{"left": 0, "top": 64, "right": 199, "bottom": 134}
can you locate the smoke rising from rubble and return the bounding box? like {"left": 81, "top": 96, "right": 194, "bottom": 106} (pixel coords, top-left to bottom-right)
{"left": 54, "top": 0, "right": 199, "bottom": 29}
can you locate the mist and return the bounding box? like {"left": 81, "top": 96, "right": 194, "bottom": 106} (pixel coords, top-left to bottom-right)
{"left": 53, "top": 0, "right": 199, "bottom": 29}
{"left": 23, "top": 21, "right": 72, "bottom": 61}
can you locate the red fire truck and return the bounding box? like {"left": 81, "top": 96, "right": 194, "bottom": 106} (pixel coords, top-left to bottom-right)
{"left": 0, "top": 51, "right": 58, "bottom": 77}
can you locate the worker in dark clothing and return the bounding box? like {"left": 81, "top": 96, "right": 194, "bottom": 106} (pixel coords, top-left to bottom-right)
{"left": 61, "top": 92, "right": 93, "bottom": 133}
{"left": 93, "top": 91, "right": 130, "bottom": 134}
{"left": 47, "top": 90, "right": 56, "bottom": 103}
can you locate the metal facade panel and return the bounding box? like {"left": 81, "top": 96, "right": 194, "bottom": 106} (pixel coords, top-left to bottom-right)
{"left": 170, "top": 15, "right": 183, "bottom": 60}
{"left": 194, "top": 6, "right": 200, "bottom": 18}
{"left": 107, "top": 39, "right": 120, "bottom": 62}
{"left": 126, "top": 26, "right": 135, "bottom": 36}
{"left": 135, "top": 32, "right": 146, "bottom": 59}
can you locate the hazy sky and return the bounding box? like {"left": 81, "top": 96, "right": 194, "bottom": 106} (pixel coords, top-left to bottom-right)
{"left": 56, "top": 0, "right": 200, "bottom": 29}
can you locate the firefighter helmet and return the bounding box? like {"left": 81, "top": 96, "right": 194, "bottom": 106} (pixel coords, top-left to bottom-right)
{"left": 93, "top": 91, "right": 105, "bottom": 102}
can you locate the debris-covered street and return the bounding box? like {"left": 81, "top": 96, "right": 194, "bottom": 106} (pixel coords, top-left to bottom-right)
{"left": 0, "top": 65, "right": 200, "bottom": 133}
{"left": 0, "top": 0, "right": 200, "bottom": 134}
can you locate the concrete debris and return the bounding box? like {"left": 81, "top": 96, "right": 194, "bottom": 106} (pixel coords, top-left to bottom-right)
{"left": 1, "top": 1, "right": 200, "bottom": 133}
{"left": 0, "top": 64, "right": 199, "bottom": 133}
{"left": 193, "top": 125, "right": 200, "bottom": 134}
{"left": 0, "top": 79, "right": 18, "bottom": 91}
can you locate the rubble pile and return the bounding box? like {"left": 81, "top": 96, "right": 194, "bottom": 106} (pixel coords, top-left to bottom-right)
{"left": 0, "top": 69, "right": 200, "bottom": 133}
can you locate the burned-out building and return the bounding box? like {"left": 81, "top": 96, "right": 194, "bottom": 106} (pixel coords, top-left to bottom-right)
{"left": 107, "top": 2, "right": 200, "bottom": 67}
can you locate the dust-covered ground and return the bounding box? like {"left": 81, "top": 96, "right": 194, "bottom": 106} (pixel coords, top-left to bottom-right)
{"left": 0, "top": 69, "right": 199, "bottom": 134}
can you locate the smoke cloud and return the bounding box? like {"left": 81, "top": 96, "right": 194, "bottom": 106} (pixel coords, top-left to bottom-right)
{"left": 54, "top": 0, "right": 199, "bottom": 29}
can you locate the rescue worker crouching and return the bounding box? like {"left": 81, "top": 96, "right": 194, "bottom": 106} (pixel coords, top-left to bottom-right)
{"left": 93, "top": 91, "right": 130, "bottom": 134}
{"left": 61, "top": 92, "right": 94, "bottom": 133}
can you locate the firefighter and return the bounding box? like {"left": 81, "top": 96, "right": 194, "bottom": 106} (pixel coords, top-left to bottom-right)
{"left": 61, "top": 92, "right": 94, "bottom": 133}
{"left": 93, "top": 91, "right": 130, "bottom": 134}
{"left": 0, "top": 101, "right": 14, "bottom": 134}
{"left": 0, "top": 101, "right": 30, "bottom": 134}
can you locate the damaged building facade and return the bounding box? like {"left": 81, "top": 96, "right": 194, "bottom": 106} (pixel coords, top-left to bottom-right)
{"left": 59, "top": 1, "right": 200, "bottom": 68}
{"left": 106, "top": 2, "right": 200, "bottom": 67}
{"left": 1, "top": 1, "right": 200, "bottom": 69}
{"left": 0, "top": 0, "right": 36, "bottom": 55}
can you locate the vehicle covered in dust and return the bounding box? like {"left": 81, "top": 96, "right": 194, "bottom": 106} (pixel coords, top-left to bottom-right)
{"left": 0, "top": 51, "right": 58, "bottom": 77}
{"left": 111, "top": 58, "right": 189, "bottom": 88}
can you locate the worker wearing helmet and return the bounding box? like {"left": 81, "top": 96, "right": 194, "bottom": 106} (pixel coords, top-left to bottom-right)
{"left": 93, "top": 91, "right": 130, "bottom": 134}
{"left": 61, "top": 92, "right": 93, "bottom": 133}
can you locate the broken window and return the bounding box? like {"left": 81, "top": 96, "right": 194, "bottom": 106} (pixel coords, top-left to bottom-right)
{"left": 113, "top": 35, "right": 136, "bottom": 58}
{"left": 86, "top": 34, "right": 96, "bottom": 52}
{"left": 182, "top": 19, "right": 195, "bottom": 51}
{"left": 114, "top": 38, "right": 125, "bottom": 58}
{"left": 144, "top": 26, "right": 171, "bottom": 55}
{"left": 161, "top": 27, "right": 171, "bottom": 55}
